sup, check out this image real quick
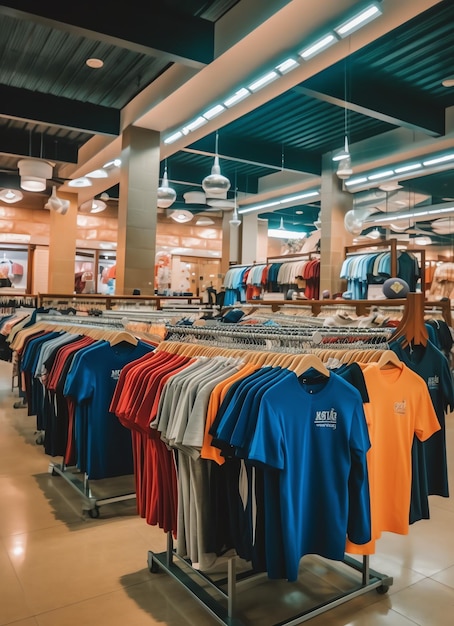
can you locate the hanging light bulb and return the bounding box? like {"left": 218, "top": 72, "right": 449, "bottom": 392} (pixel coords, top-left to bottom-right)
{"left": 202, "top": 132, "right": 231, "bottom": 198}
{"left": 333, "top": 136, "right": 350, "bottom": 162}
{"left": 44, "top": 186, "right": 69, "bottom": 215}
{"left": 277, "top": 216, "right": 286, "bottom": 230}
{"left": 336, "top": 154, "right": 353, "bottom": 180}
{"left": 229, "top": 192, "right": 241, "bottom": 227}
{"left": 157, "top": 166, "right": 176, "bottom": 208}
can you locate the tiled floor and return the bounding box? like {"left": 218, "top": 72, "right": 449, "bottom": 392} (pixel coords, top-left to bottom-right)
{"left": 1, "top": 358, "right": 454, "bottom": 626}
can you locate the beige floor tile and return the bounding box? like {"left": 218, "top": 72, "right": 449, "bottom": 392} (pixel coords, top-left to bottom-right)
{"left": 389, "top": 577, "right": 454, "bottom": 626}
{"left": 0, "top": 541, "right": 34, "bottom": 625}
{"left": 4, "top": 620, "right": 39, "bottom": 626}
{"left": 4, "top": 522, "right": 154, "bottom": 614}
{"left": 431, "top": 564, "right": 454, "bottom": 589}
{"left": 35, "top": 578, "right": 218, "bottom": 626}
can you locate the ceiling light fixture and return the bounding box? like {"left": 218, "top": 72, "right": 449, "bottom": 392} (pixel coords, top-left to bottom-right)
{"left": 229, "top": 192, "right": 241, "bottom": 227}
{"left": 86, "top": 58, "right": 104, "bottom": 69}
{"left": 299, "top": 34, "right": 337, "bottom": 60}
{"left": 196, "top": 216, "right": 215, "bottom": 226}
{"left": 248, "top": 71, "right": 279, "bottom": 92}
{"left": 203, "top": 104, "right": 225, "bottom": 120}
{"left": 202, "top": 132, "right": 231, "bottom": 198}
{"left": 86, "top": 168, "right": 108, "bottom": 178}
{"left": 441, "top": 77, "right": 454, "bottom": 88}
{"left": 18, "top": 159, "right": 53, "bottom": 192}
{"left": 169, "top": 210, "right": 193, "bottom": 223}
{"left": 335, "top": 57, "right": 352, "bottom": 180}
{"left": 79, "top": 198, "right": 107, "bottom": 214}
{"left": 0, "top": 189, "right": 23, "bottom": 203}
{"left": 275, "top": 58, "right": 299, "bottom": 74}
{"left": 157, "top": 165, "right": 177, "bottom": 208}
{"left": 413, "top": 235, "right": 432, "bottom": 246}
{"left": 239, "top": 189, "right": 320, "bottom": 214}
{"left": 68, "top": 177, "right": 92, "bottom": 188}
{"left": 103, "top": 158, "right": 121, "bottom": 168}
{"left": 44, "top": 186, "right": 69, "bottom": 214}
{"left": 223, "top": 88, "right": 251, "bottom": 108}
{"left": 334, "top": 3, "right": 383, "bottom": 38}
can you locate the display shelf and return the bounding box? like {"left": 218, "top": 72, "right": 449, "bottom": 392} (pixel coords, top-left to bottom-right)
{"left": 37, "top": 292, "right": 203, "bottom": 312}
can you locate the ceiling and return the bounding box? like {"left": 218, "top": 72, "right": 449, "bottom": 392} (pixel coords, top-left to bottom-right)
{"left": 1, "top": 0, "right": 454, "bottom": 246}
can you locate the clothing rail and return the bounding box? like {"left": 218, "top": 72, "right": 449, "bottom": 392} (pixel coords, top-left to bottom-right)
{"left": 148, "top": 336, "right": 394, "bottom": 625}
{"left": 243, "top": 297, "right": 452, "bottom": 326}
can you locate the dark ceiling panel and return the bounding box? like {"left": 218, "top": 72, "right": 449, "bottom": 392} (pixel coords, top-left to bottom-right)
{"left": 0, "top": 2, "right": 215, "bottom": 66}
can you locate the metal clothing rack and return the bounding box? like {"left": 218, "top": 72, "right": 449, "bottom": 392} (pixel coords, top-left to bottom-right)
{"left": 147, "top": 326, "right": 394, "bottom": 624}
{"left": 148, "top": 535, "right": 392, "bottom": 626}
{"left": 32, "top": 313, "right": 140, "bottom": 517}
{"left": 48, "top": 461, "right": 136, "bottom": 518}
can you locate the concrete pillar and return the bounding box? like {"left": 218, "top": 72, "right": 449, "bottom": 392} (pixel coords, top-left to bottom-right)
{"left": 115, "top": 126, "right": 159, "bottom": 295}
{"left": 319, "top": 154, "right": 353, "bottom": 296}
{"left": 48, "top": 191, "right": 78, "bottom": 293}
{"left": 241, "top": 214, "right": 268, "bottom": 265}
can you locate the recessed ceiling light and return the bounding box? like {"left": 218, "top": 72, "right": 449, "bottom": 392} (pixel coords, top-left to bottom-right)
{"left": 442, "top": 77, "right": 454, "bottom": 87}
{"left": 86, "top": 58, "right": 104, "bottom": 69}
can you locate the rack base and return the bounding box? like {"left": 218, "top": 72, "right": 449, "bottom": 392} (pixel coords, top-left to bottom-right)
{"left": 147, "top": 542, "right": 393, "bottom": 626}
{"left": 49, "top": 462, "right": 136, "bottom": 518}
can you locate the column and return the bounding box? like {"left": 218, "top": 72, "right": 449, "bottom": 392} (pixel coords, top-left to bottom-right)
{"left": 241, "top": 214, "right": 268, "bottom": 265}
{"left": 48, "top": 190, "right": 78, "bottom": 293}
{"left": 319, "top": 154, "right": 353, "bottom": 296}
{"left": 115, "top": 126, "right": 159, "bottom": 295}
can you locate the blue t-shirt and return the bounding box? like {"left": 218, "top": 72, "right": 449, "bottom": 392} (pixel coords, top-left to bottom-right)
{"left": 64, "top": 340, "right": 154, "bottom": 479}
{"left": 248, "top": 371, "right": 371, "bottom": 582}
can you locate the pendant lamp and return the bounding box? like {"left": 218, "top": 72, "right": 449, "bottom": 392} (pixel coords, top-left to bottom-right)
{"left": 229, "top": 191, "right": 241, "bottom": 227}
{"left": 18, "top": 158, "right": 53, "bottom": 192}
{"left": 44, "top": 186, "right": 69, "bottom": 215}
{"left": 0, "top": 189, "right": 23, "bottom": 203}
{"left": 157, "top": 166, "right": 177, "bottom": 209}
{"left": 202, "top": 133, "right": 231, "bottom": 198}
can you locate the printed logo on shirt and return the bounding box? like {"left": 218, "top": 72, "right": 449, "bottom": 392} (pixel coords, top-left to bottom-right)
{"left": 428, "top": 375, "right": 439, "bottom": 390}
{"left": 314, "top": 408, "right": 337, "bottom": 429}
{"left": 394, "top": 399, "right": 406, "bottom": 415}
{"left": 111, "top": 369, "right": 121, "bottom": 380}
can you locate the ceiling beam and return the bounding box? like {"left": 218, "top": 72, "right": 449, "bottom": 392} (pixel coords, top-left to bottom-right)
{"left": 0, "top": 126, "right": 80, "bottom": 164}
{"left": 300, "top": 66, "right": 445, "bottom": 138}
{"left": 0, "top": 85, "right": 120, "bottom": 136}
{"left": 0, "top": 2, "right": 214, "bottom": 68}
{"left": 187, "top": 135, "right": 321, "bottom": 176}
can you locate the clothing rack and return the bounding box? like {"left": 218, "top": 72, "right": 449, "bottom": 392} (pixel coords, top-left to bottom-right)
{"left": 146, "top": 333, "right": 395, "bottom": 625}
{"left": 164, "top": 323, "right": 391, "bottom": 351}
{"left": 25, "top": 314, "right": 143, "bottom": 517}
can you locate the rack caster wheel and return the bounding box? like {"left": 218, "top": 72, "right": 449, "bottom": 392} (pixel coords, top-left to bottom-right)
{"left": 376, "top": 584, "right": 389, "bottom": 595}
{"left": 88, "top": 506, "right": 100, "bottom": 519}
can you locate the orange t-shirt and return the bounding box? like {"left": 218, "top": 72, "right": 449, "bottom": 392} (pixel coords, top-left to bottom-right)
{"left": 346, "top": 361, "right": 440, "bottom": 555}
{"left": 201, "top": 363, "right": 260, "bottom": 465}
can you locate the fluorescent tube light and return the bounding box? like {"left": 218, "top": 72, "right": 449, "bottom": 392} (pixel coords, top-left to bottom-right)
{"left": 164, "top": 131, "right": 183, "bottom": 144}
{"left": 224, "top": 88, "right": 251, "bottom": 107}
{"left": 248, "top": 71, "right": 279, "bottom": 92}
{"left": 368, "top": 170, "right": 394, "bottom": 180}
{"left": 269, "top": 229, "right": 307, "bottom": 239}
{"left": 203, "top": 104, "right": 225, "bottom": 120}
{"left": 345, "top": 176, "right": 368, "bottom": 186}
{"left": 422, "top": 153, "right": 454, "bottom": 166}
{"left": 394, "top": 163, "right": 422, "bottom": 173}
{"left": 275, "top": 58, "right": 299, "bottom": 74}
{"left": 335, "top": 4, "right": 383, "bottom": 38}
{"left": 238, "top": 189, "right": 320, "bottom": 214}
{"left": 182, "top": 116, "right": 207, "bottom": 133}
{"left": 299, "top": 34, "right": 337, "bottom": 60}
